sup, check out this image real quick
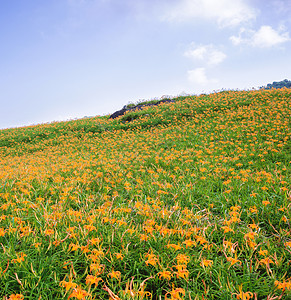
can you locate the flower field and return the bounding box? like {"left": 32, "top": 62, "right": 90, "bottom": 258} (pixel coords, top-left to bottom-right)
{"left": 0, "top": 88, "right": 290, "bottom": 299}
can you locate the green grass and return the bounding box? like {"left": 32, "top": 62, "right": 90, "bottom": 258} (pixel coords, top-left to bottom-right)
{"left": 0, "top": 88, "right": 290, "bottom": 300}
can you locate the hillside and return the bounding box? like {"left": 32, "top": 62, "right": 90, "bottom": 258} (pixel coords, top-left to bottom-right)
{"left": 0, "top": 88, "right": 290, "bottom": 299}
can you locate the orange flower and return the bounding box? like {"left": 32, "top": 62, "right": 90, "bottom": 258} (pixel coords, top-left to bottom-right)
{"left": 85, "top": 275, "right": 102, "bottom": 287}
{"left": 60, "top": 278, "right": 77, "bottom": 291}
{"left": 69, "top": 243, "right": 79, "bottom": 252}
{"left": 145, "top": 253, "right": 159, "bottom": 266}
{"left": 201, "top": 259, "right": 213, "bottom": 268}
{"left": 140, "top": 234, "right": 149, "bottom": 241}
{"left": 195, "top": 235, "right": 208, "bottom": 245}
{"left": 68, "top": 286, "right": 89, "bottom": 299}
{"left": 173, "top": 264, "right": 189, "bottom": 279}
{"left": 166, "top": 243, "right": 182, "bottom": 251}
{"left": 12, "top": 252, "right": 27, "bottom": 264}
{"left": 223, "top": 240, "right": 236, "bottom": 253}
{"left": 244, "top": 231, "right": 257, "bottom": 240}
{"left": 183, "top": 239, "right": 196, "bottom": 248}
{"left": 158, "top": 270, "right": 172, "bottom": 280}
{"left": 258, "top": 248, "right": 268, "bottom": 256}
{"left": 115, "top": 252, "right": 124, "bottom": 260}
{"left": 249, "top": 206, "right": 258, "bottom": 214}
{"left": 259, "top": 257, "right": 274, "bottom": 266}
{"left": 44, "top": 229, "right": 54, "bottom": 236}
{"left": 176, "top": 254, "right": 190, "bottom": 265}
{"left": 0, "top": 228, "right": 6, "bottom": 237}
{"left": 7, "top": 294, "right": 24, "bottom": 300}
{"left": 88, "top": 249, "right": 104, "bottom": 262}
{"left": 275, "top": 279, "right": 291, "bottom": 291}
{"left": 248, "top": 223, "right": 259, "bottom": 231}
{"left": 226, "top": 255, "right": 242, "bottom": 266}
{"left": 90, "top": 237, "right": 101, "bottom": 245}
{"left": 282, "top": 216, "right": 288, "bottom": 222}
{"left": 221, "top": 226, "right": 234, "bottom": 233}
{"left": 165, "top": 287, "right": 185, "bottom": 300}
{"left": 108, "top": 270, "right": 121, "bottom": 280}
{"left": 90, "top": 263, "right": 104, "bottom": 275}
{"left": 233, "top": 285, "right": 253, "bottom": 300}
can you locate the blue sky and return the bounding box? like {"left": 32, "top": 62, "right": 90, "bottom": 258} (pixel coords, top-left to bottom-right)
{"left": 1, "top": 0, "right": 290, "bottom": 129}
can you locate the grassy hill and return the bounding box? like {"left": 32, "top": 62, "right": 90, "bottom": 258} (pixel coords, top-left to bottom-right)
{"left": 0, "top": 88, "right": 290, "bottom": 299}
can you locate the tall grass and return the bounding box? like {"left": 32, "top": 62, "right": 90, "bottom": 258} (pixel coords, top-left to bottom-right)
{"left": 0, "top": 88, "right": 290, "bottom": 299}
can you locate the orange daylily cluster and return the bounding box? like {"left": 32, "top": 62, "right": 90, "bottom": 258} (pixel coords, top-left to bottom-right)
{"left": 0, "top": 88, "right": 290, "bottom": 299}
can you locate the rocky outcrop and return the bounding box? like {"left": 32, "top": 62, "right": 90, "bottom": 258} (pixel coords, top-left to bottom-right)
{"left": 109, "top": 99, "right": 176, "bottom": 119}
{"left": 109, "top": 106, "right": 128, "bottom": 119}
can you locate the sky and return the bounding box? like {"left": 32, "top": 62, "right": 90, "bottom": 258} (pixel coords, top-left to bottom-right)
{"left": 0, "top": 0, "right": 290, "bottom": 129}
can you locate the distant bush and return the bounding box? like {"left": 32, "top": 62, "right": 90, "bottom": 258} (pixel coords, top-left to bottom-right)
{"left": 126, "top": 99, "right": 161, "bottom": 108}
{"left": 262, "top": 79, "right": 291, "bottom": 89}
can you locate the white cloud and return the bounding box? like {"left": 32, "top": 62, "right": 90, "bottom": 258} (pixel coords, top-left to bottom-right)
{"left": 185, "top": 46, "right": 206, "bottom": 60}
{"left": 162, "top": 0, "right": 257, "bottom": 27}
{"left": 187, "top": 68, "right": 209, "bottom": 85}
{"left": 184, "top": 44, "right": 226, "bottom": 65}
{"left": 230, "top": 25, "right": 290, "bottom": 48}
{"left": 185, "top": 44, "right": 224, "bottom": 86}
{"left": 252, "top": 26, "right": 290, "bottom": 47}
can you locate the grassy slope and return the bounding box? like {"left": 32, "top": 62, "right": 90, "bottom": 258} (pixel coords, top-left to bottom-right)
{"left": 0, "top": 89, "right": 290, "bottom": 299}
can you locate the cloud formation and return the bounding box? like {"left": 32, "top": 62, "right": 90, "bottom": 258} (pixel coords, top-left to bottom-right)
{"left": 184, "top": 44, "right": 225, "bottom": 85}
{"left": 184, "top": 44, "right": 226, "bottom": 66}
{"left": 187, "top": 68, "right": 219, "bottom": 85}
{"left": 187, "top": 68, "right": 209, "bottom": 85}
{"left": 230, "top": 25, "right": 290, "bottom": 48}
{"left": 162, "top": 0, "right": 257, "bottom": 27}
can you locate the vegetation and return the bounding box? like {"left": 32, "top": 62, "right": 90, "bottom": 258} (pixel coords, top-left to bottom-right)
{"left": 0, "top": 88, "right": 290, "bottom": 300}
{"left": 262, "top": 79, "right": 291, "bottom": 90}
{"left": 125, "top": 97, "right": 178, "bottom": 109}
{"left": 126, "top": 99, "right": 164, "bottom": 109}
